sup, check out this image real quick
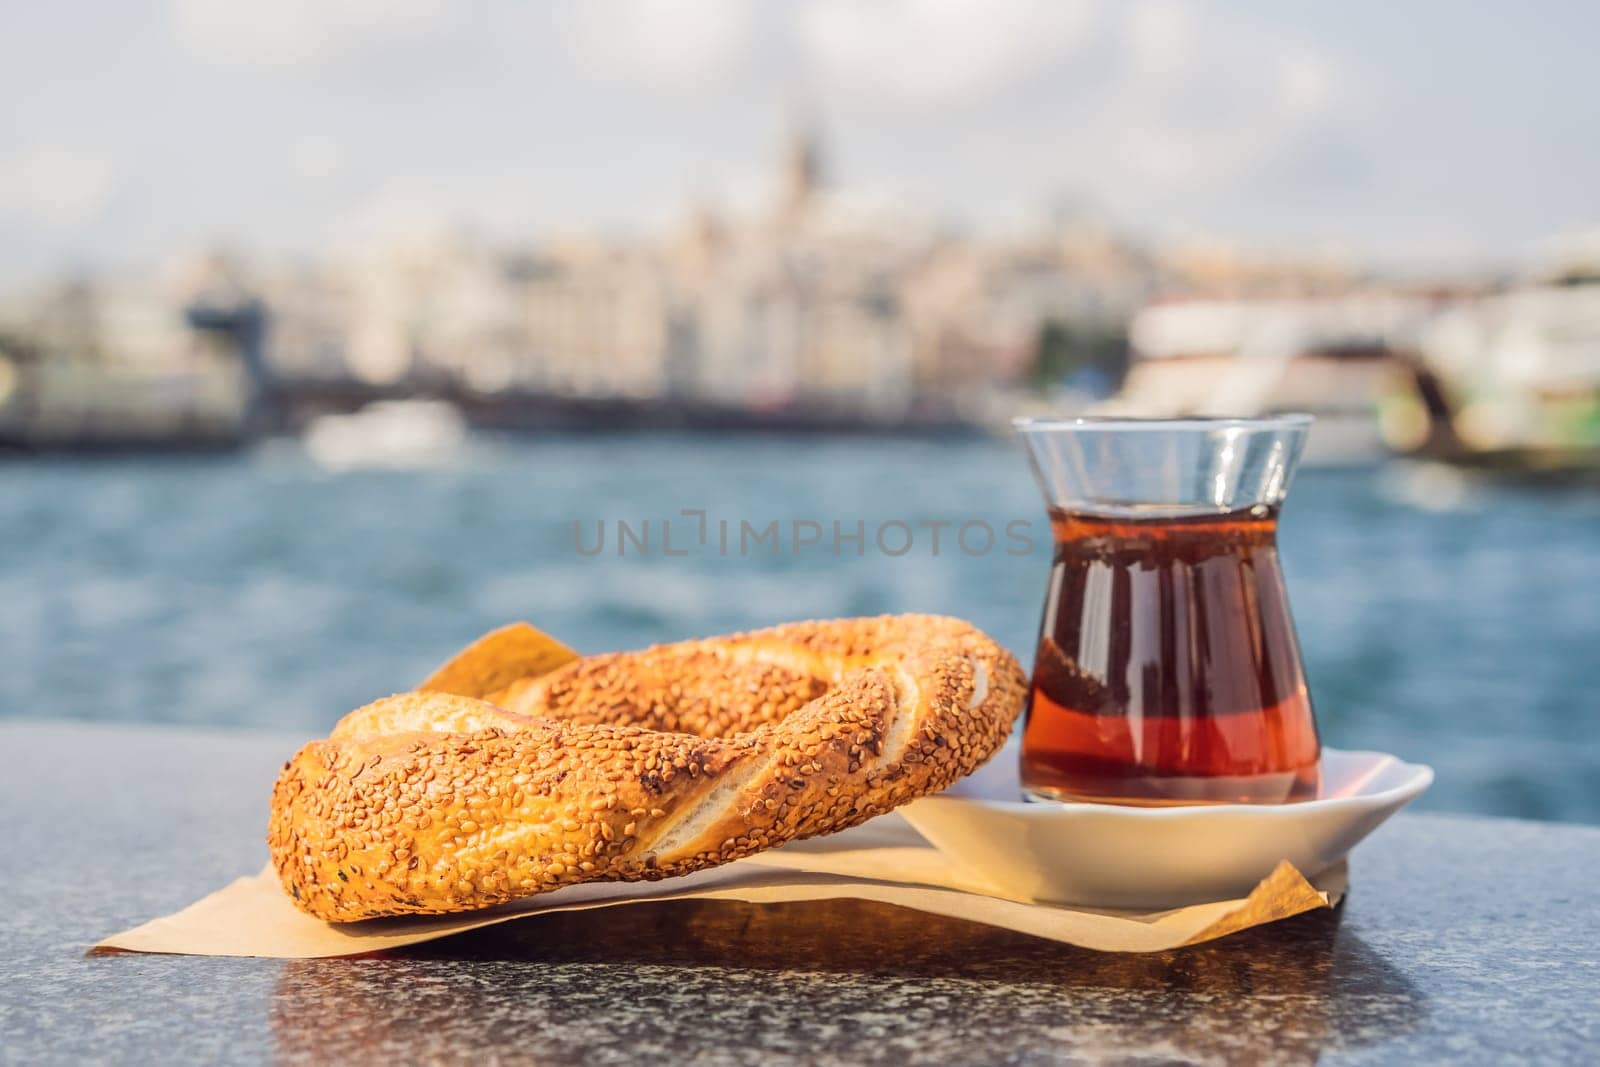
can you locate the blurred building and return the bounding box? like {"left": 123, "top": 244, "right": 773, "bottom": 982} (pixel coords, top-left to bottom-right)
{"left": 241, "top": 122, "right": 1159, "bottom": 423}
{"left": 0, "top": 264, "right": 249, "bottom": 449}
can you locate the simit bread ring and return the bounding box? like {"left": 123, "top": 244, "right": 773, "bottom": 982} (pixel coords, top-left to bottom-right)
{"left": 268, "top": 614, "right": 1026, "bottom": 921}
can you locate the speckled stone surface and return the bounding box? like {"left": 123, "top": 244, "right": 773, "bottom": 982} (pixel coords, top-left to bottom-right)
{"left": 1, "top": 721, "right": 1596, "bottom": 1065}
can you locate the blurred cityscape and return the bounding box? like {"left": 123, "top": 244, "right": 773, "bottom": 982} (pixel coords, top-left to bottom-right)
{"left": 3, "top": 4, "right": 1595, "bottom": 827}
{"left": 3, "top": 119, "right": 1599, "bottom": 474}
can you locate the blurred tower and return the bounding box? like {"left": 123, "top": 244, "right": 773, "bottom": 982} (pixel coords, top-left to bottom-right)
{"left": 779, "top": 116, "right": 825, "bottom": 222}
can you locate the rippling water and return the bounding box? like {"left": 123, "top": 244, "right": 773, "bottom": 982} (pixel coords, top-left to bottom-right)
{"left": 3, "top": 435, "right": 1598, "bottom": 824}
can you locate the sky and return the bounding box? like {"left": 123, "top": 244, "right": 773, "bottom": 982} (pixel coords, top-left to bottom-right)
{"left": 2, "top": 0, "right": 1598, "bottom": 285}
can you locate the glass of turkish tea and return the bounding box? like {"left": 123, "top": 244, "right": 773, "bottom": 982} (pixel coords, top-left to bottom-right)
{"left": 1013, "top": 415, "right": 1321, "bottom": 805}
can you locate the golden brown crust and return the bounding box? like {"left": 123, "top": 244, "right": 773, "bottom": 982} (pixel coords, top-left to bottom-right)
{"left": 268, "top": 614, "right": 1026, "bottom": 921}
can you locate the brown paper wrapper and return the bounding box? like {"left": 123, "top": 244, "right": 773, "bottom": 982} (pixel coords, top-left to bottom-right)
{"left": 97, "top": 813, "right": 1342, "bottom": 958}
{"left": 96, "top": 622, "right": 1342, "bottom": 958}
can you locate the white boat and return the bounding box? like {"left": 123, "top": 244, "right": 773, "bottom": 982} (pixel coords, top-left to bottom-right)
{"left": 302, "top": 399, "right": 467, "bottom": 471}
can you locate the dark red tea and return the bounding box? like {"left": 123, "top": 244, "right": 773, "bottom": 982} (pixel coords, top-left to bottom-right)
{"left": 1021, "top": 506, "right": 1321, "bottom": 805}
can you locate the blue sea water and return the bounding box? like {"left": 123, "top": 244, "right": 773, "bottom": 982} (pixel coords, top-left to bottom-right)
{"left": 3, "top": 435, "right": 1598, "bottom": 824}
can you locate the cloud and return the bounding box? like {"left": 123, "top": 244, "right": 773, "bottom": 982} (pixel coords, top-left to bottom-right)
{"left": 334, "top": 175, "right": 544, "bottom": 249}
{"left": 561, "top": 0, "right": 757, "bottom": 90}
{"left": 1103, "top": 1, "right": 1363, "bottom": 189}
{"left": 795, "top": 2, "right": 1355, "bottom": 179}
{"left": 797, "top": 0, "right": 1100, "bottom": 106}
{"left": 0, "top": 144, "right": 119, "bottom": 229}
{"left": 168, "top": 0, "right": 461, "bottom": 72}
{"left": 285, "top": 134, "right": 349, "bottom": 186}
{"left": 0, "top": 0, "right": 1572, "bottom": 279}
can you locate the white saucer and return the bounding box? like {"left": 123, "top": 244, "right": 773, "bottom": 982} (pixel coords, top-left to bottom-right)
{"left": 901, "top": 746, "right": 1433, "bottom": 909}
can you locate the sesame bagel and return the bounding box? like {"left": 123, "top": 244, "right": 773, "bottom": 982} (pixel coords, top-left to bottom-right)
{"left": 268, "top": 614, "right": 1026, "bottom": 921}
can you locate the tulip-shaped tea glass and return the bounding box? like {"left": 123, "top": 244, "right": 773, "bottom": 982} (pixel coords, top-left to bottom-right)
{"left": 1014, "top": 415, "right": 1321, "bottom": 805}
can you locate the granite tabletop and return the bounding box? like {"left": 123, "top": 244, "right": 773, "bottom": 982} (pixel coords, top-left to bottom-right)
{"left": 1, "top": 720, "right": 1596, "bottom": 1066}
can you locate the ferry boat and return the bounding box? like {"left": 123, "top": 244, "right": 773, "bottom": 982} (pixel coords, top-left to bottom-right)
{"left": 1091, "top": 286, "right": 1600, "bottom": 477}
{"left": 1092, "top": 294, "right": 1438, "bottom": 466}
